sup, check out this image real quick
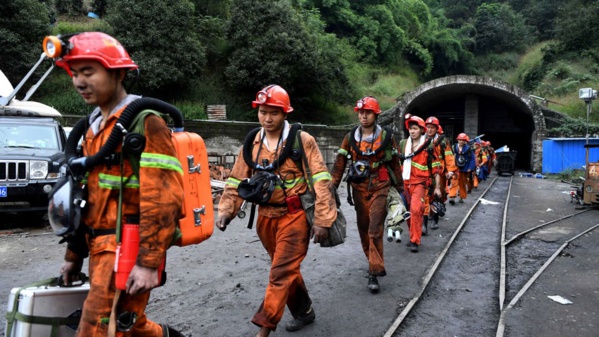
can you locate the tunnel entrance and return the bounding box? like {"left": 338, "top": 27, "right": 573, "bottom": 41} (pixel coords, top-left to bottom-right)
{"left": 383, "top": 76, "right": 546, "bottom": 172}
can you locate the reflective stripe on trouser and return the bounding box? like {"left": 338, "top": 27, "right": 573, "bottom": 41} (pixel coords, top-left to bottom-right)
{"left": 77, "top": 250, "right": 162, "bottom": 337}
{"left": 352, "top": 187, "right": 387, "bottom": 276}
{"left": 251, "top": 210, "right": 312, "bottom": 331}
{"left": 405, "top": 183, "right": 426, "bottom": 245}
{"left": 448, "top": 172, "right": 469, "bottom": 200}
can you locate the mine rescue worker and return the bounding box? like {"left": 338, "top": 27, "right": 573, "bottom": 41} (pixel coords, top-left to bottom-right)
{"left": 54, "top": 33, "right": 185, "bottom": 336}
{"left": 473, "top": 139, "right": 488, "bottom": 188}
{"left": 330, "top": 96, "right": 403, "bottom": 292}
{"left": 424, "top": 116, "right": 457, "bottom": 230}
{"left": 485, "top": 141, "right": 496, "bottom": 175}
{"left": 448, "top": 133, "right": 476, "bottom": 204}
{"left": 216, "top": 85, "right": 336, "bottom": 337}
{"left": 398, "top": 115, "right": 442, "bottom": 252}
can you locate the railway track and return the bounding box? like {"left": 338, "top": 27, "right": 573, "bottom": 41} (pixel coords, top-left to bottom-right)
{"left": 383, "top": 175, "right": 597, "bottom": 337}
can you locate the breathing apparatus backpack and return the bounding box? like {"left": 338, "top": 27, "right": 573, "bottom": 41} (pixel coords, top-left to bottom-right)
{"left": 237, "top": 123, "right": 303, "bottom": 228}
{"left": 343, "top": 125, "right": 397, "bottom": 204}
{"left": 50, "top": 97, "right": 214, "bottom": 247}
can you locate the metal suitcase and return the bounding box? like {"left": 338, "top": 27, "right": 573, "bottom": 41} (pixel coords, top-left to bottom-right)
{"left": 5, "top": 280, "right": 89, "bottom": 337}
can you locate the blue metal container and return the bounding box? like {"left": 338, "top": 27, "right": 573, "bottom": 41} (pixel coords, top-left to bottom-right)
{"left": 542, "top": 138, "right": 599, "bottom": 173}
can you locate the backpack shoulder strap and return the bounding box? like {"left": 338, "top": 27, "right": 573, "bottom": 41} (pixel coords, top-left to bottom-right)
{"left": 399, "top": 139, "right": 407, "bottom": 156}
{"left": 127, "top": 109, "right": 163, "bottom": 178}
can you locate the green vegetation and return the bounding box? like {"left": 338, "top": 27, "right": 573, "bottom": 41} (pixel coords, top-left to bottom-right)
{"left": 2, "top": 0, "right": 599, "bottom": 127}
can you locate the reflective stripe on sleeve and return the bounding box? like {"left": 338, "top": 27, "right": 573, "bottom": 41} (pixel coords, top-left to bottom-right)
{"left": 226, "top": 177, "right": 241, "bottom": 187}
{"left": 140, "top": 153, "right": 183, "bottom": 174}
{"left": 312, "top": 171, "right": 332, "bottom": 182}
{"left": 338, "top": 148, "right": 348, "bottom": 156}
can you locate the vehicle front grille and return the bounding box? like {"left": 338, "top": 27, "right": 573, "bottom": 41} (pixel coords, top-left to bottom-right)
{"left": 0, "top": 161, "right": 28, "bottom": 182}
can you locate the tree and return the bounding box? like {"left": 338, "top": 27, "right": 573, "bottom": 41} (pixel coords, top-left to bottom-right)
{"left": 225, "top": 0, "right": 354, "bottom": 122}
{"left": 55, "top": 0, "right": 83, "bottom": 15}
{"left": 105, "top": 0, "right": 206, "bottom": 95}
{"left": 555, "top": 0, "right": 599, "bottom": 53}
{"left": 473, "top": 3, "right": 533, "bottom": 54}
{"left": 0, "top": 0, "right": 50, "bottom": 86}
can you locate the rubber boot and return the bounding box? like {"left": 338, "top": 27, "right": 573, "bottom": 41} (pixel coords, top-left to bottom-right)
{"left": 422, "top": 216, "right": 428, "bottom": 235}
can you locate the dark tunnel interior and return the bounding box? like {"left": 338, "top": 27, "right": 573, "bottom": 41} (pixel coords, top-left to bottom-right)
{"left": 406, "top": 93, "right": 534, "bottom": 170}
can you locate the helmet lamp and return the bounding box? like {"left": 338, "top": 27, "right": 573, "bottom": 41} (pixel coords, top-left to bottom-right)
{"left": 43, "top": 36, "right": 63, "bottom": 59}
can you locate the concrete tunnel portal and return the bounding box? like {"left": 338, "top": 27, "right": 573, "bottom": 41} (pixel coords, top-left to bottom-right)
{"left": 379, "top": 75, "right": 551, "bottom": 172}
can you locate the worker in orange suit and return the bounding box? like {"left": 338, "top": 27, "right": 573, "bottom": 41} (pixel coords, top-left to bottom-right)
{"left": 448, "top": 133, "right": 476, "bottom": 204}
{"left": 52, "top": 32, "right": 185, "bottom": 337}
{"left": 424, "top": 117, "right": 457, "bottom": 230}
{"left": 330, "top": 96, "right": 404, "bottom": 293}
{"left": 216, "top": 85, "right": 336, "bottom": 337}
{"left": 485, "top": 141, "right": 496, "bottom": 175}
{"left": 397, "top": 115, "right": 441, "bottom": 252}
{"left": 473, "top": 140, "right": 488, "bottom": 189}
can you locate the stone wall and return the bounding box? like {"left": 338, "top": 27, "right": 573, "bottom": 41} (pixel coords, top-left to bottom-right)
{"left": 185, "top": 120, "right": 351, "bottom": 168}
{"left": 61, "top": 116, "right": 352, "bottom": 169}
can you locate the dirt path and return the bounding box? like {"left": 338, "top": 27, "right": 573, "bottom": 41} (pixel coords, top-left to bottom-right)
{"left": 2, "top": 176, "right": 598, "bottom": 337}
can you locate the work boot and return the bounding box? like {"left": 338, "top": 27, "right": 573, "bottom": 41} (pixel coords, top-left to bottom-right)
{"left": 459, "top": 198, "right": 464, "bottom": 203}
{"left": 162, "top": 324, "right": 185, "bottom": 337}
{"left": 368, "top": 276, "right": 380, "bottom": 293}
{"left": 422, "top": 216, "right": 428, "bottom": 235}
{"left": 449, "top": 198, "right": 455, "bottom": 205}
{"left": 285, "top": 307, "right": 316, "bottom": 332}
{"left": 410, "top": 243, "right": 419, "bottom": 253}
{"left": 468, "top": 190, "right": 472, "bottom": 194}
{"left": 431, "top": 215, "right": 439, "bottom": 230}
{"left": 406, "top": 241, "right": 414, "bottom": 247}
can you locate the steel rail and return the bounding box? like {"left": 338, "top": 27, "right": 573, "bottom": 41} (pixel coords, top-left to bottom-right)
{"left": 383, "top": 175, "right": 499, "bottom": 337}
{"left": 498, "top": 175, "right": 514, "bottom": 311}
{"left": 495, "top": 223, "right": 599, "bottom": 337}
{"left": 503, "top": 209, "right": 591, "bottom": 246}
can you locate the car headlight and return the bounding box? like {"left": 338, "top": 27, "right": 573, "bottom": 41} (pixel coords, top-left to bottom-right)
{"left": 30, "top": 161, "right": 49, "bottom": 179}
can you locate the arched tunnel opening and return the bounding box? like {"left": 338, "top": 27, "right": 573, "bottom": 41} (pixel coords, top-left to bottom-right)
{"left": 399, "top": 83, "right": 536, "bottom": 171}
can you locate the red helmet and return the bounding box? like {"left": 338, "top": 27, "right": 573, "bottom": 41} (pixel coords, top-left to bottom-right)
{"left": 48, "top": 32, "right": 138, "bottom": 76}
{"left": 405, "top": 115, "right": 425, "bottom": 130}
{"left": 438, "top": 125, "right": 444, "bottom": 134}
{"left": 456, "top": 133, "right": 469, "bottom": 141}
{"left": 252, "top": 84, "right": 293, "bottom": 113}
{"left": 354, "top": 96, "right": 381, "bottom": 114}
{"left": 425, "top": 116, "right": 440, "bottom": 127}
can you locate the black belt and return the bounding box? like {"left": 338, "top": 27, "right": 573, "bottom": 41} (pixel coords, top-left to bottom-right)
{"left": 84, "top": 216, "right": 138, "bottom": 238}
{"left": 87, "top": 227, "right": 116, "bottom": 238}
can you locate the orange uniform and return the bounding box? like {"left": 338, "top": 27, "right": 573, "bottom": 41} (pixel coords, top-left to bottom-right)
{"left": 398, "top": 137, "right": 441, "bottom": 245}
{"left": 218, "top": 123, "right": 335, "bottom": 331}
{"left": 473, "top": 144, "right": 488, "bottom": 188}
{"left": 424, "top": 134, "right": 458, "bottom": 211}
{"left": 449, "top": 142, "right": 476, "bottom": 201}
{"left": 64, "top": 95, "right": 184, "bottom": 336}
{"left": 331, "top": 126, "right": 403, "bottom": 276}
